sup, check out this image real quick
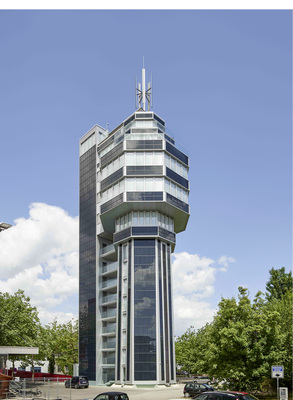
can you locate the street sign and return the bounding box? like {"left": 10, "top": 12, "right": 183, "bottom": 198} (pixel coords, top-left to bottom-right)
{"left": 280, "top": 388, "right": 288, "bottom": 400}
{"left": 272, "top": 365, "right": 284, "bottom": 379}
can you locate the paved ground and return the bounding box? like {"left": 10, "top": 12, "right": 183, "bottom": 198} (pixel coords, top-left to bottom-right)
{"left": 35, "top": 382, "right": 186, "bottom": 400}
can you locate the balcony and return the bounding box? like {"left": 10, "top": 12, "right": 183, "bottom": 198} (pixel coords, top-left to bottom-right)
{"left": 102, "top": 356, "right": 115, "bottom": 365}
{"left": 101, "top": 262, "right": 118, "bottom": 275}
{"left": 102, "top": 324, "right": 116, "bottom": 334}
{"left": 102, "top": 342, "right": 116, "bottom": 350}
{"left": 101, "top": 278, "right": 117, "bottom": 289}
{"left": 101, "top": 294, "right": 117, "bottom": 305}
{"left": 102, "top": 308, "right": 117, "bottom": 320}
{"left": 101, "top": 244, "right": 117, "bottom": 261}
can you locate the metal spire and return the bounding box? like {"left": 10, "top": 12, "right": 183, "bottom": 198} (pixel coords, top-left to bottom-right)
{"left": 136, "top": 60, "right": 152, "bottom": 111}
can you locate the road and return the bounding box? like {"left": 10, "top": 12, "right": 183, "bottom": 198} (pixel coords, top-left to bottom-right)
{"left": 38, "top": 382, "right": 186, "bottom": 400}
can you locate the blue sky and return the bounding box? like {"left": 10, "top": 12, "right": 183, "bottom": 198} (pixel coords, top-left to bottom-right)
{"left": 0, "top": 10, "right": 291, "bottom": 335}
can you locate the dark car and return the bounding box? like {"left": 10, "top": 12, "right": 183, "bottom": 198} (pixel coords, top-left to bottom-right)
{"left": 184, "top": 382, "right": 214, "bottom": 397}
{"left": 64, "top": 376, "right": 89, "bottom": 388}
{"left": 193, "top": 391, "right": 259, "bottom": 400}
{"left": 93, "top": 392, "right": 129, "bottom": 400}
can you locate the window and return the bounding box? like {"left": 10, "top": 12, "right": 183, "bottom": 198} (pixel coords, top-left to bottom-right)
{"left": 133, "top": 212, "right": 138, "bottom": 225}
{"left": 136, "top": 152, "right": 144, "bottom": 165}
{"left": 139, "top": 212, "right": 144, "bottom": 225}
{"left": 145, "top": 211, "right": 150, "bottom": 225}
{"left": 145, "top": 152, "right": 152, "bottom": 164}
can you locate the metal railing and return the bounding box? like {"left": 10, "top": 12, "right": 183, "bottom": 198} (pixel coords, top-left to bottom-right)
{"left": 1, "top": 377, "right": 81, "bottom": 400}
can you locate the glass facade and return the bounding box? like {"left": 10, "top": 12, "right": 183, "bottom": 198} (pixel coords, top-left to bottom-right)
{"left": 133, "top": 239, "right": 156, "bottom": 381}
{"left": 79, "top": 145, "right": 97, "bottom": 381}
{"left": 79, "top": 109, "right": 189, "bottom": 385}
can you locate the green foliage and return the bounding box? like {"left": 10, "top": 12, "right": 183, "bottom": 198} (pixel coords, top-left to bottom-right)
{"left": 175, "top": 327, "right": 197, "bottom": 374}
{"left": 48, "top": 355, "right": 55, "bottom": 375}
{"left": 0, "top": 289, "right": 78, "bottom": 376}
{"left": 41, "top": 319, "right": 78, "bottom": 375}
{"left": 175, "top": 268, "right": 292, "bottom": 393}
{"left": 266, "top": 267, "right": 292, "bottom": 301}
{"left": 0, "top": 289, "right": 40, "bottom": 346}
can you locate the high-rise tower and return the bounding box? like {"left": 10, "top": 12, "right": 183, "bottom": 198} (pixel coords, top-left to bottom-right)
{"left": 79, "top": 68, "right": 190, "bottom": 385}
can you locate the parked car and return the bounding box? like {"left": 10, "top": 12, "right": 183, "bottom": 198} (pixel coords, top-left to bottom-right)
{"left": 194, "top": 376, "right": 211, "bottom": 384}
{"left": 184, "top": 382, "right": 214, "bottom": 397}
{"left": 93, "top": 392, "right": 129, "bottom": 400}
{"left": 64, "top": 376, "right": 89, "bottom": 388}
{"left": 193, "top": 391, "right": 259, "bottom": 400}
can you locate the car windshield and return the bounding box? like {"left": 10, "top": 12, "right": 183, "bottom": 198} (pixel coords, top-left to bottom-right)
{"left": 194, "top": 394, "right": 209, "bottom": 400}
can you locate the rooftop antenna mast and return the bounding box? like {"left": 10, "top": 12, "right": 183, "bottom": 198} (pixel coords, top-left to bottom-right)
{"left": 136, "top": 58, "right": 152, "bottom": 111}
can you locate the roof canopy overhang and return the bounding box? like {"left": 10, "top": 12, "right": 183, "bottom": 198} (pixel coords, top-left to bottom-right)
{"left": 0, "top": 346, "right": 39, "bottom": 356}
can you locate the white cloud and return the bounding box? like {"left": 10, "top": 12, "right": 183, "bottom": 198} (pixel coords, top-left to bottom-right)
{"left": 173, "top": 294, "right": 217, "bottom": 336}
{"left": 218, "top": 255, "right": 236, "bottom": 271}
{"left": 0, "top": 202, "right": 78, "bottom": 278}
{"left": 0, "top": 203, "right": 236, "bottom": 334}
{"left": 172, "top": 252, "right": 235, "bottom": 335}
{"left": 172, "top": 252, "right": 216, "bottom": 298}
{"left": 0, "top": 203, "right": 79, "bottom": 325}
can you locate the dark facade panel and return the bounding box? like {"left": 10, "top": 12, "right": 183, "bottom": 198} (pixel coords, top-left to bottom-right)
{"left": 158, "top": 227, "right": 176, "bottom": 243}
{"left": 114, "top": 226, "right": 174, "bottom": 245}
{"left": 113, "top": 227, "right": 131, "bottom": 243}
{"left": 116, "top": 244, "right": 122, "bottom": 381}
{"left": 100, "top": 142, "right": 124, "bottom": 168}
{"left": 126, "top": 166, "right": 163, "bottom": 176}
{"left": 79, "top": 145, "right": 96, "bottom": 381}
{"left": 131, "top": 128, "right": 158, "bottom": 133}
{"left": 158, "top": 241, "right": 164, "bottom": 380}
{"left": 132, "top": 226, "right": 158, "bottom": 236}
{"left": 127, "top": 192, "right": 163, "bottom": 202}
{"left": 126, "top": 140, "right": 163, "bottom": 150}
{"left": 127, "top": 241, "right": 132, "bottom": 381}
{"left": 162, "top": 244, "right": 170, "bottom": 382}
{"left": 164, "top": 134, "right": 175, "bottom": 145}
{"left": 101, "top": 167, "right": 123, "bottom": 191}
{"left": 133, "top": 239, "right": 156, "bottom": 381}
{"left": 101, "top": 193, "right": 123, "bottom": 214}
{"left": 98, "top": 134, "right": 114, "bottom": 153}
{"left": 166, "top": 193, "right": 189, "bottom": 213}
{"left": 153, "top": 113, "right": 165, "bottom": 126}
{"left": 166, "top": 167, "right": 189, "bottom": 189}
{"left": 135, "top": 112, "right": 153, "bottom": 119}
{"left": 165, "top": 142, "right": 189, "bottom": 166}
{"left": 167, "top": 244, "right": 174, "bottom": 381}
{"left": 123, "top": 114, "right": 135, "bottom": 127}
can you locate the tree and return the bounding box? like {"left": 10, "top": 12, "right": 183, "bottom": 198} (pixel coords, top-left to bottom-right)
{"left": 0, "top": 290, "right": 43, "bottom": 379}
{"left": 266, "top": 267, "right": 292, "bottom": 301}
{"left": 0, "top": 290, "right": 78, "bottom": 377}
{"left": 175, "top": 327, "right": 197, "bottom": 375}
{"left": 0, "top": 290, "right": 40, "bottom": 346}
{"left": 175, "top": 268, "right": 293, "bottom": 393}
{"left": 264, "top": 290, "right": 293, "bottom": 387}
{"left": 40, "top": 319, "right": 78, "bottom": 375}
{"left": 206, "top": 287, "right": 286, "bottom": 391}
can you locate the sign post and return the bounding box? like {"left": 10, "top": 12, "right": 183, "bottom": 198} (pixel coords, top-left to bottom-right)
{"left": 271, "top": 366, "right": 284, "bottom": 400}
